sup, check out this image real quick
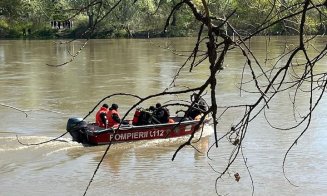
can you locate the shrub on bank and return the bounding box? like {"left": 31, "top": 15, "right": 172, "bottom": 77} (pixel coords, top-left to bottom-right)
{"left": 0, "top": 25, "right": 22, "bottom": 38}
{"left": 30, "top": 27, "right": 58, "bottom": 39}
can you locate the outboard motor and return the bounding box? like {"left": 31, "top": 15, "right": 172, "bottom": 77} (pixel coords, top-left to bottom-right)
{"left": 66, "top": 117, "right": 88, "bottom": 143}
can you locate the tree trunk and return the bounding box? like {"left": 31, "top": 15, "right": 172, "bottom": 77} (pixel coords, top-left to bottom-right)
{"left": 88, "top": 14, "right": 94, "bottom": 28}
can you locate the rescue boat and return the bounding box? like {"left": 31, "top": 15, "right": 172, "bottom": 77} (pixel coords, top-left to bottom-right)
{"left": 66, "top": 117, "right": 210, "bottom": 145}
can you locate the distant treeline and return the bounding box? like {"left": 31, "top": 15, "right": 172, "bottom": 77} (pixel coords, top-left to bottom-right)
{"left": 0, "top": 0, "right": 325, "bottom": 39}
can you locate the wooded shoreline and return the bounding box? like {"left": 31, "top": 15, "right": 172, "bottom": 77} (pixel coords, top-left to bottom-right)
{"left": 1, "top": 0, "right": 325, "bottom": 40}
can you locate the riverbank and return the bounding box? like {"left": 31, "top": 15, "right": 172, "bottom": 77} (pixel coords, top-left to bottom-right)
{"left": 0, "top": 25, "right": 194, "bottom": 40}
{"left": 1, "top": 24, "right": 321, "bottom": 40}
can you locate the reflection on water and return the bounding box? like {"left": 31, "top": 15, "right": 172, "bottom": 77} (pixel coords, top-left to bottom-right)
{"left": 0, "top": 37, "right": 327, "bottom": 195}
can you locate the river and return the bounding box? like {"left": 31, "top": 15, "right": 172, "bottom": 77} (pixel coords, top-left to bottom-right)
{"left": 0, "top": 37, "right": 326, "bottom": 196}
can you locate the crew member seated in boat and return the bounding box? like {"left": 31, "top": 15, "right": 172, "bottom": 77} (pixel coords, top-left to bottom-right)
{"left": 107, "top": 103, "right": 129, "bottom": 127}
{"left": 153, "top": 103, "right": 174, "bottom": 124}
{"left": 95, "top": 103, "right": 109, "bottom": 128}
{"left": 188, "top": 93, "right": 208, "bottom": 120}
{"left": 148, "top": 105, "right": 156, "bottom": 112}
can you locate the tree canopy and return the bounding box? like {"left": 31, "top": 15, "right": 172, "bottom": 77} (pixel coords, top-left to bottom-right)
{"left": 0, "top": 0, "right": 326, "bottom": 38}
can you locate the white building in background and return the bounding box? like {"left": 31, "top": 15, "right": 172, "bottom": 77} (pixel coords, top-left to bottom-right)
{"left": 50, "top": 20, "right": 73, "bottom": 29}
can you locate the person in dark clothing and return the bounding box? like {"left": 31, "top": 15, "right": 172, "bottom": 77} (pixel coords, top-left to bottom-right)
{"left": 148, "top": 106, "right": 156, "bottom": 112}
{"left": 153, "top": 103, "right": 170, "bottom": 123}
{"left": 188, "top": 93, "right": 208, "bottom": 120}
{"left": 132, "top": 108, "right": 154, "bottom": 125}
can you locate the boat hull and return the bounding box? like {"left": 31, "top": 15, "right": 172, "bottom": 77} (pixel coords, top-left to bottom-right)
{"left": 67, "top": 117, "right": 208, "bottom": 145}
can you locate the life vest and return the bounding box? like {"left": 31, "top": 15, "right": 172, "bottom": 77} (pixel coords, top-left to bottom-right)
{"left": 95, "top": 107, "right": 108, "bottom": 128}
{"left": 107, "top": 109, "right": 120, "bottom": 127}
{"left": 132, "top": 109, "right": 141, "bottom": 125}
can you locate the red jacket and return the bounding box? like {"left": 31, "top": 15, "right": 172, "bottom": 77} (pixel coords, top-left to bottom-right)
{"left": 132, "top": 109, "right": 141, "bottom": 125}
{"left": 107, "top": 109, "right": 120, "bottom": 127}
{"left": 95, "top": 106, "right": 108, "bottom": 128}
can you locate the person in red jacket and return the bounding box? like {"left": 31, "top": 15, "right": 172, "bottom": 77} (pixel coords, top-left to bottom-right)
{"left": 107, "top": 103, "right": 130, "bottom": 127}
{"left": 95, "top": 103, "right": 109, "bottom": 128}
{"left": 106, "top": 103, "right": 122, "bottom": 127}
